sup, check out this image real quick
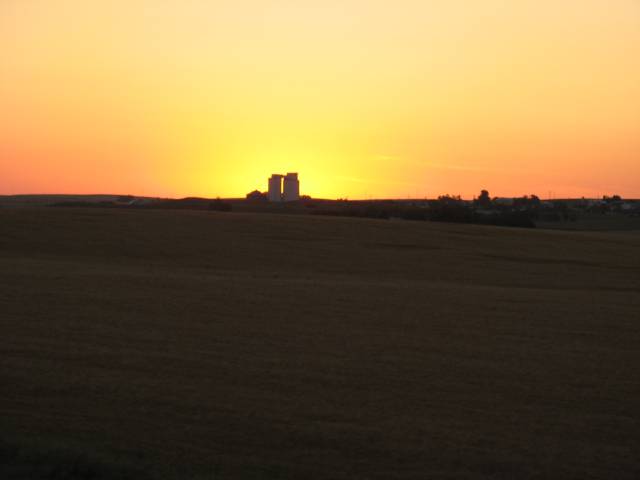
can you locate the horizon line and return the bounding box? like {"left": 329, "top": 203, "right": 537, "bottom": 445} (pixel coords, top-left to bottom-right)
{"left": 2, "top": 192, "right": 638, "bottom": 202}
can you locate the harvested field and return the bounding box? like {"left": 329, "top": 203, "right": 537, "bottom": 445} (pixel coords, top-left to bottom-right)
{"left": 1, "top": 208, "right": 639, "bottom": 479}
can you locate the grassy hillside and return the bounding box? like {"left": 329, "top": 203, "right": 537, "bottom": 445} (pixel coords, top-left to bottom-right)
{"left": 1, "top": 208, "right": 639, "bottom": 479}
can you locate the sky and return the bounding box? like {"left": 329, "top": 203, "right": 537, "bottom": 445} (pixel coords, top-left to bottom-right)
{"left": 1, "top": 0, "right": 639, "bottom": 199}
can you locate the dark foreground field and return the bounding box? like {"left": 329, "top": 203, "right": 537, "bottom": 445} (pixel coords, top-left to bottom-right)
{"left": 1, "top": 208, "right": 639, "bottom": 479}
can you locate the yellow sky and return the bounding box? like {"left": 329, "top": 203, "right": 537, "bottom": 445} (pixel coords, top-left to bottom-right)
{"left": 1, "top": 0, "right": 639, "bottom": 199}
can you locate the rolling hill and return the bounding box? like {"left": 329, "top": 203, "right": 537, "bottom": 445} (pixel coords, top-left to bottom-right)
{"left": 1, "top": 208, "right": 639, "bottom": 479}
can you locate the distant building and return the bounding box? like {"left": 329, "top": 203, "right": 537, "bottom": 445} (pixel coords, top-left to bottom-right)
{"left": 266, "top": 172, "right": 301, "bottom": 202}
{"left": 246, "top": 190, "right": 267, "bottom": 202}
{"left": 283, "top": 173, "right": 300, "bottom": 202}
{"left": 268, "top": 174, "right": 284, "bottom": 202}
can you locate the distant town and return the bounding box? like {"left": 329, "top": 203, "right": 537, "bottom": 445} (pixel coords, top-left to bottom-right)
{"left": 1, "top": 175, "right": 639, "bottom": 231}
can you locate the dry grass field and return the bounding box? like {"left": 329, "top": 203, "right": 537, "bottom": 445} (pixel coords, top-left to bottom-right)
{"left": 1, "top": 208, "right": 639, "bottom": 479}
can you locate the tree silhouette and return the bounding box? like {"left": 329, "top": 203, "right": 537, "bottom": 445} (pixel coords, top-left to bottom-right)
{"left": 476, "top": 190, "right": 492, "bottom": 208}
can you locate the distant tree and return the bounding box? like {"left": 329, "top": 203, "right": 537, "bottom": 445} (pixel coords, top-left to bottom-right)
{"left": 475, "top": 190, "right": 492, "bottom": 208}
{"left": 437, "top": 194, "right": 462, "bottom": 205}
{"left": 514, "top": 195, "right": 541, "bottom": 210}
{"left": 603, "top": 195, "right": 622, "bottom": 203}
{"left": 245, "top": 190, "right": 266, "bottom": 202}
{"left": 429, "top": 195, "right": 473, "bottom": 223}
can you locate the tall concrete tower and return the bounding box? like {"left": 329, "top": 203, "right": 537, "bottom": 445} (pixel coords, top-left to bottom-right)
{"left": 283, "top": 173, "right": 300, "bottom": 202}
{"left": 268, "top": 174, "right": 283, "bottom": 202}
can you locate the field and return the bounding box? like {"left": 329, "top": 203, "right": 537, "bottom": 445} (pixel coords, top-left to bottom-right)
{"left": 1, "top": 208, "right": 639, "bottom": 479}
{"left": 536, "top": 212, "right": 640, "bottom": 232}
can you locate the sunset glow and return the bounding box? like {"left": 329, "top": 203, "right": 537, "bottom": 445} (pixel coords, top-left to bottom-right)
{"left": 2, "top": 0, "right": 639, "bottom": 199}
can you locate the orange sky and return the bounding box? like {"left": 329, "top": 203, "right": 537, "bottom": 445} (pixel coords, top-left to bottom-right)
{"left": 1, "top": 0, "right": 639, "bottom": 199}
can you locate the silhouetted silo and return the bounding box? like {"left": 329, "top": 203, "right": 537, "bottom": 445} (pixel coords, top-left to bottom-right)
{"left": 283, "top": 173, "right": 300, "bottom": 202}
{"left": 268, "top": 174, "right": 283, "bottom": 202}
